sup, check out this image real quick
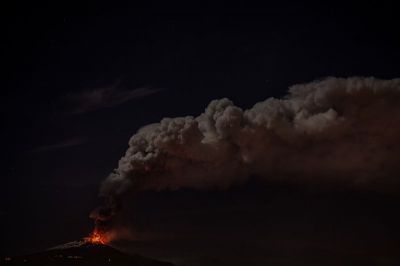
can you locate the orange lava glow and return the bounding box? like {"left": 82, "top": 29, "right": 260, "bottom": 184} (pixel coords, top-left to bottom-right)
{"left": 84, "top": 230, "right": 107, "bottom": 245}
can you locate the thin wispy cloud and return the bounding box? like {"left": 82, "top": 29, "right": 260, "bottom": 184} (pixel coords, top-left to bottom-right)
{"left": 26, "top": 137, "right": 87, "bottom": 153}
{"left": 63, "top": 79, "right": 163, "bottom": 114}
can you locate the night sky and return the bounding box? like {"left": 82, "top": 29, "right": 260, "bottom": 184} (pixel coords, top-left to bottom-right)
{"left": 2, "top": 2, "right": 400, "bottom": 265}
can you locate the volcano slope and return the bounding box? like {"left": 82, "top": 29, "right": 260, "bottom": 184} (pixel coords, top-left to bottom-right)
{"left": 4, "top": 241, "right": 175, "bottom": 266}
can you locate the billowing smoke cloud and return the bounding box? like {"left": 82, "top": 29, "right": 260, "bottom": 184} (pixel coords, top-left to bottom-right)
{"left": 92, "top": 77, "right": 400, "bottom": 238}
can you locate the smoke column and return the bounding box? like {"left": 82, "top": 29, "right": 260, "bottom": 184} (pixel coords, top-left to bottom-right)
{"left": 92, "top": 77, "right": 400, "bottom": 240}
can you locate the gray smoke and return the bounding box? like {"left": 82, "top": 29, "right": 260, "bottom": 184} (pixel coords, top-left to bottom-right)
{"left": 101, "top": 77, "right": 400, "bottom": 195}
{"left": 92, "top": 77, "right": 400, "bottom": 238}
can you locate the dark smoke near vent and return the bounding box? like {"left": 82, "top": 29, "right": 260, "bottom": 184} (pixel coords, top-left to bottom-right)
{"left": 91, "top": 77, "right": 400, "bottom": 241}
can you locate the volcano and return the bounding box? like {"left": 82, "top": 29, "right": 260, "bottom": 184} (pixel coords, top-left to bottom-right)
{"left": 4, "top": 241, "right": 175, "bottom": 266}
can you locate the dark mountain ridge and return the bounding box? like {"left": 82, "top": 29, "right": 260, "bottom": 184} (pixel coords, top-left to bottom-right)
{"left": 3, "top": 241, "right": 175, "bottom": 266}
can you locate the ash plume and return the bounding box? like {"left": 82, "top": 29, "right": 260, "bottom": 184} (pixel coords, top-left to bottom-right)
{"left": 92, "top": 77, "right": 400, "bottom": 239}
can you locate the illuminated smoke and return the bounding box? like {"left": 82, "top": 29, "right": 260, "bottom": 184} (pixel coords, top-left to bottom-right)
{"left": 92, "top": 77, "right": 400, "bottom": 238}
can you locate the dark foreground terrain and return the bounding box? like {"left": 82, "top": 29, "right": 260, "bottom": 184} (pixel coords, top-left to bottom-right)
{"left": 3, "top": 241, "right": 174, "bottom": 266}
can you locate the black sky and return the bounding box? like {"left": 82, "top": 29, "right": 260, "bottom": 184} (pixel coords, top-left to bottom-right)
{"left": 2, "top": 2, "right": 400, "bottom": 265}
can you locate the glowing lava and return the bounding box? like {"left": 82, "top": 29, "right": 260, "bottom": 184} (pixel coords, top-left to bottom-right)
{"left": 84, "top": 230, "right": 107, "bottom": 245}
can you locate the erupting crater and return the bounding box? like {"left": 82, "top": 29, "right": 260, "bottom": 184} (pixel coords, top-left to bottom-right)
{"left": 84, "top": 230, "right": 108, "bottom": 245}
